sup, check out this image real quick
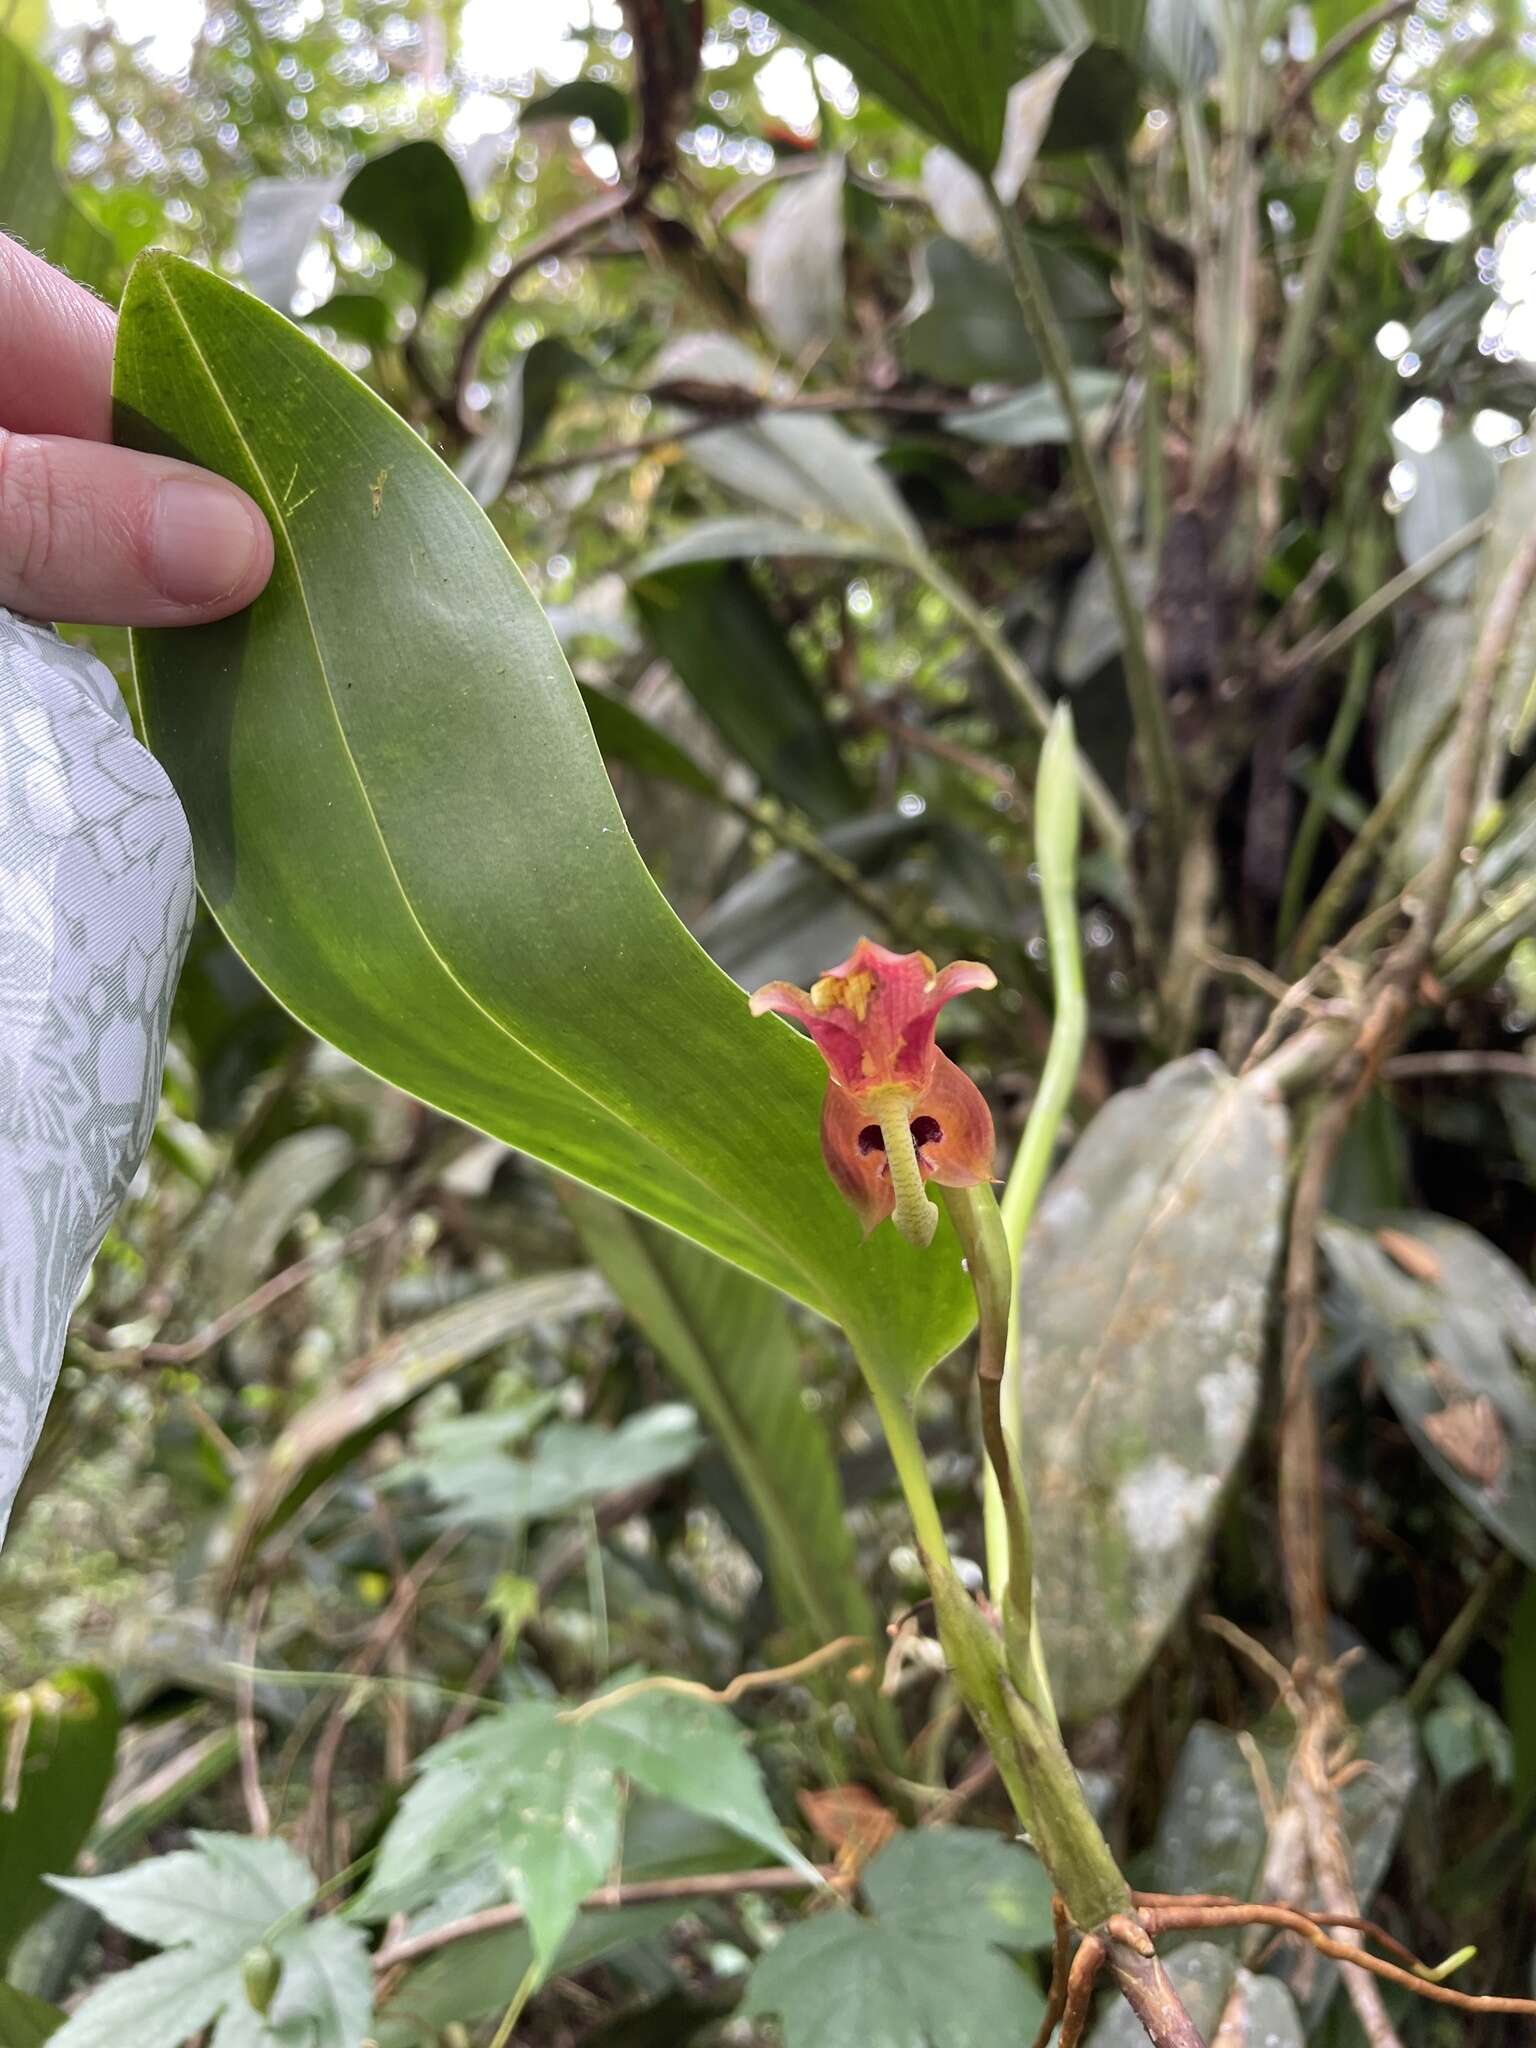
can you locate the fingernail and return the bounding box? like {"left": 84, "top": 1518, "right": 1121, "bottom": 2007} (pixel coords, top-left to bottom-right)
{"left": 149, "top": 476, "right": 266, "bottom": 608}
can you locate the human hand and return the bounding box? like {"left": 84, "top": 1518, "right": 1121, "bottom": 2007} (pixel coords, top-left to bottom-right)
{"left": 0, "top": 233, "right": 273, "bottom": 625}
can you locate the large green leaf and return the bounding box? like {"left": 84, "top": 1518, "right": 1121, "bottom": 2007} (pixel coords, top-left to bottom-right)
{"left": 1015, "top": 1055, "right": 1289, "bottom": 1720}
{"left": 0, "top": 1671, "right": 118, "bottom": 1968}
{"left": 342, "top": 139, "right": 478, "bottom": 296}
{"left": 0, "top": 34, "right": 115, "bottom": 291}
{"left": 113, "top": 253, "right": 974, "bottom": 1395}
{"left": 564, "top": 1189, "right": 880, "bottom": 1656}
{"left": 1321, "top": 1212, "right": 1536, "bottom": 1567}
{"left": 763, "top": 1, "right": 1017, "bottom": 169}
{"left": 48, "top": 1833, "right": 371, "bottom": 2048}
{"left": 630, "top": 561, "right": 858, "bottom": 825}
{"left": 353, "top": 1693, "right": 811, "bottom": 1976}
{"left": 741, "top": 1828, "right": 1050, "bottom": 2048}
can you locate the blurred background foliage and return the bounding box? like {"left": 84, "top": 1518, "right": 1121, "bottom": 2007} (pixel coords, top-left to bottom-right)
{"left": 4, "top": 2, "right": 1536, "bottom": 2043}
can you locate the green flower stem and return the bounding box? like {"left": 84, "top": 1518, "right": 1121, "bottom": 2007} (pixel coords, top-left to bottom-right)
{"left": 871, "top": 1090, "right": 938, "bottom": 1249}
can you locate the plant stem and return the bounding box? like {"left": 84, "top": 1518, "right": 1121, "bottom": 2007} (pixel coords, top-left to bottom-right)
{"left": 919, "top": 558, "right": 1130, "bottom": 868}
{"left": 941, "top": 1186, "right": 1032, "bottom": 1676}
{"left": 1122, "top": 188, "right": 1166, "bottom": 553}
{"left": 985, "top": 191, "right": 1183, "bottom": 857}
{"left": 1257, "top": 127, "right": 1361, "bottom": 499}
{"left": 1276, "top": 615, "right": 1376, "bottom": 950}
{"left": 1276, "top": 512, "right": 1491, "bottom": 681}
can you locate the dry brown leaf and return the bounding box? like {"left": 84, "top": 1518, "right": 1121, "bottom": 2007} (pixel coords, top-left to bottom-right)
{"left": 1376, "top": 1227, "right": 1443, "bottom": 1283}
{"left": 797, "top": 1782, "right": 900, "bottom": 1870}
{"left": 1424, "top": 1395, "right": 1507, "bottom": 1490}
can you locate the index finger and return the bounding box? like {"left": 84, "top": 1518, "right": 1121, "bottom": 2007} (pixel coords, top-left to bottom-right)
{"left": 0, "top": 233, "right": 116, "bottom": 441}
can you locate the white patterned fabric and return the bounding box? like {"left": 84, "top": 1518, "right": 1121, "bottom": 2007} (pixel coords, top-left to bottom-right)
{"left": 0, "top": 609, "right": 193, "bottom": 1542}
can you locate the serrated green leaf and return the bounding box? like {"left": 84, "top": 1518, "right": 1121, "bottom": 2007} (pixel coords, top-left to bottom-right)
{"left": 114, "top": 252, "right": 974, "bottom": 1399}
{"left": 742, "top": 1829, "right": 1047, "bottom": 2048}
{"left": 225, "top": 1268, "right": 613, "bottom": 1580}
{"left": 48, "top": 1834, "right": 370, "bottom": 2048}
{"left": 390, "top": 1402, "right": 701, "bottom": 1529}
{"left": 356, "top": 1692, "right": 805, "bottom": 1977}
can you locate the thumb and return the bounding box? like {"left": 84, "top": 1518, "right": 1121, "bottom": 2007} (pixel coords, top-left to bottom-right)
{"left": 0, "top": 429, "right": 272, "bottom": 626}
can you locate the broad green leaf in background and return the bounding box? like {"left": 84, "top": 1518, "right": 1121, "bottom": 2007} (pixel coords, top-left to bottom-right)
{"left": 456, "top": 337, "right": 586, "bottom": 507}
{"left": 901, "top": 236, "right": 1114, "bottom": 389}
{"left": 48, "top": 1833, "right": 370, "bottom": 2048}
{"left": 946, "top": 369, "right": 1122, "bottom": 447}
{"left": 341, "top": 139, "right": 478, "bottom": 296}
{"left": 0, "top": 1983, "right": 64, "bottom": 2044}
{"left": 564, "top": 1188, "right": 879, "bottom": 1656}
{"left": 0, "top": 1671, "right": 118, "bottom": 1968}
{"left": 237, "top": 175, "right": 345, "bottom": 312}
{"left": 1321, "top": 1213, "right": 1536, "bottom": 1567}
{"left": 521, "top": 78, "right": 633, "bottom": 150}
{"left": 225, "top": 1268, "right": 614, "bottom": 1579}
{"left": 354, "top": 1693, "right": 811, "bottom": 1975}
{"left": 113, "top": 254, "right": 975, "bottom": 1395}
{"left": 646, "top": 333, "right": 926, "bottom": 566}
{"left": 1391, "top": 429, "right": 1496, "bottom": 602}
{"left": 745, "top": 155, "right": 846, "bottom": 358}
{"left": 1143, "top": 0, "right": 1221, "bottom": 91}
{"left": 763, "top": 1, "right": 1018, "bottom": 170}
{"left": 630, "top": 561, "right": 858, "bottom": 824}
{"left": 693, "top": 813, "right": 923, "bottom": 991}
{"left": 388, "top": 1401, "right": 702, "bottom": 1529}
{"left": 579, "top": 683, "right": 724, "bottom": 801}
{"left": 741, "top": 1828, "right": 1051, "bottom": 2048}
{"left": 1086, "top": 1944, "right": 1303, "bottom": 2048}
{"left": 1375, "top": 607, "right": 1474, "bottom": 880}
{"left": 0, "top": 34, "right": 115, "bottom": 291}
{"left": 200, "top": 1125, "right": 354, "bottom": 1316}
{"left": 1143, "top": 1722, "right": 1269, "bottom": 1913}
{"left": 302, "top": 289, "right": 399, "bottom": 350}
{"left": 1015, "top": 1054, "right": 1289, "bottom": 1720}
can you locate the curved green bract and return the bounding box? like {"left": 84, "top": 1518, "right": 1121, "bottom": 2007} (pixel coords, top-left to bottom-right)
{"left": 113, "top": 253, "right": 973, "bottom": 1390}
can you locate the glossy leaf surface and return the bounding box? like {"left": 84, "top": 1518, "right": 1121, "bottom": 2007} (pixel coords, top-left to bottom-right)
{"left": 113, "top": 254, "right": 974, "bottom": 1392}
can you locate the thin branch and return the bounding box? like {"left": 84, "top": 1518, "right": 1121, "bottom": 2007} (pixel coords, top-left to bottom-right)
{"left": 509, "top": 384, "right": 986, "bottom": 485}
{"left": 237, "top": 1586, "right": 271, "bottom": 1839}
{"left": 1274, "top": 512, "right": 1491, "bottom": 682}
{"left": 1386, "top": 1050, "right": 1536, "bottom": 1084}
{"left": 1137, "top": 1901, "right": 1536, "bottom": 2018}
{"left": 453, "top": 183, "right": 639, "bottom": 430}
{"left": 82, "top": 1210, "right": 400, "bottom": 1367}
{"left": 373, "top": 1865, "right": 836, "bottom": 1971}
{"left": 1279, "top": 0, "right": 1417, "bottom": 124}
{"left": 558, "top": 1635, "right": 868, "bottom": 1726}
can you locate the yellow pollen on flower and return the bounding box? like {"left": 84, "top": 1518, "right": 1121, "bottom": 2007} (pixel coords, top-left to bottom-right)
{"left": 811, "top": 969, "right": 875, "bottom": 1020}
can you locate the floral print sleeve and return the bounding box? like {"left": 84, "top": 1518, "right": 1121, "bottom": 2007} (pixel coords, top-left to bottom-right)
{"left": 0, "top": 610, "right": 194, "bottom": 1543}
